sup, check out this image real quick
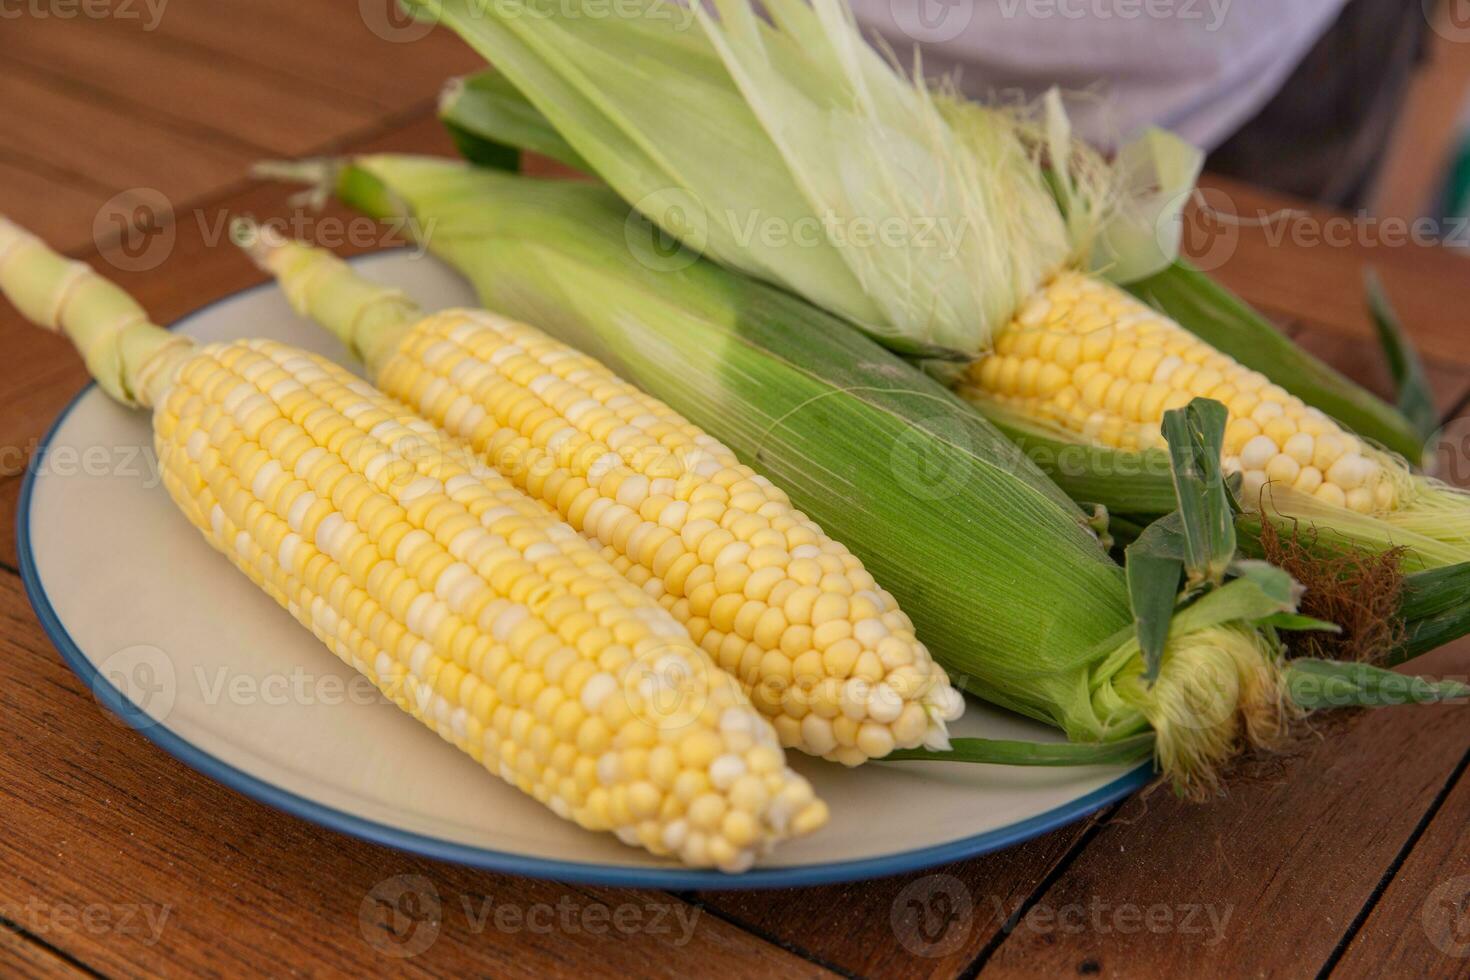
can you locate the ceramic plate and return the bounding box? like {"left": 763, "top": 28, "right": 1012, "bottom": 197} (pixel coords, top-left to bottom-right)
{"left": 18, "top": 251, "right": 1149, "bottom": 889}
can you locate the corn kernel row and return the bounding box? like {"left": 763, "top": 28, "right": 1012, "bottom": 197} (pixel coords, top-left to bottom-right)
{"left": 961, "top": 272, "right": 1396, "bottom": 514}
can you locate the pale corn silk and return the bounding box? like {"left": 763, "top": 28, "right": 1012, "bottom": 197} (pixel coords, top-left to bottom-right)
{"left": 848, "top": 0, "right": 1347, "bottom": 151}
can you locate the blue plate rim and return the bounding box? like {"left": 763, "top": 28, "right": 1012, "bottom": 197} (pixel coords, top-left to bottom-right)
{"left": 14, "top": 264, "right": 1152, "bottom": 890}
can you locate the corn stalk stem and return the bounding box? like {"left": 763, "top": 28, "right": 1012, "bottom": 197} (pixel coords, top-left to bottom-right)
{"left": 231, "top": 218, "right": 422, "bottom": 374}
{"left": 0, "top": 217, "right": 190, "bottom": 407}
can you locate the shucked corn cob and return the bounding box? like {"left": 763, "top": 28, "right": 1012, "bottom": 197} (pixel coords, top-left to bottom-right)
{"left": 238, "top": 225, "right": 965, "bottom": 765}
{"left": 963, "top": 272, "right": 1401, "bottom": 515}
{"left": 0, "top": 216, "right": 826, "bottom": 871}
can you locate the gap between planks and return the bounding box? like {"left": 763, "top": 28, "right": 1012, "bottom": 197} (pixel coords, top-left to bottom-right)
{"left": 1317, "top": 747, "right": 1470, "bottom": 979}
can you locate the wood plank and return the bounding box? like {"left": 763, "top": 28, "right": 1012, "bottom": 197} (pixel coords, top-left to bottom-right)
{"left": 978, "top": 660, "right": 1470, "bottom": 979}
{"left": 1333, "top": 755, "right": 1470, "bottom": 978}
{"left": 0, "top": 924, "right": 88, "bottom": 979}
{"left": 1189, "top": 177, "right": 1470, "bottom": 368}
{"left": 0, "top": 476, "right": 18, "bottom": 572}
{"left": 0, "top": 157, "right": 113, "bottom": 255}
{"left": 148, "top": 0, "right": 486, "bottom": 112}
{"left": 698, "top": 813, "right": 1109, "bottom": 978}
{"left": 6, "top": 17, "right": 376, "bottom": 156}
{"left": 0, "top": 574, "right": 825, "bottom": 978}
{"left": 0, "top": 66, "right": 249, "bottom": 208}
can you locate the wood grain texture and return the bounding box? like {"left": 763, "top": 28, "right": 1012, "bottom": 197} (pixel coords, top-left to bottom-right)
{"left": 145, "top": 0, "right": 487, "bottom": 111}
{"left": 978, "top": 698, "right": 1470, "bottom": 979}
{"left": 1333, "top": 756, "right": 1470, "bottom": 979}
{"left": 0, "top": 573, "right": 826, "bottom": 978}
{"left": 1191, "top": 177, "right": 1470, "bottom": 368}
{"left": 0, "top": 66, "right": 250, "bottom": 211}
{"left": 0, "top": 923, "right": 89, "bottom": 979}
{"left": 6, "top": 16, "right": 376, "bottom": 156}
{"left": 697, "top": 813, "right": 1109, "bottom": 979}
{"left": 0, "top": 157, "right": 113, "bottom": 255}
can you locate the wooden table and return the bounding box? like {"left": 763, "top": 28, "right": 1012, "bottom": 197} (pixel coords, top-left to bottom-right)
{"left": 2, "top": 6, "right": 1468, "bottom": 977}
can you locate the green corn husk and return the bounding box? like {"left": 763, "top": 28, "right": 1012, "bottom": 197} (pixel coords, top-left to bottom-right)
{"left": 440, "top": 71, "right": 591, "bottom": 175}
{"left": 422, "top": 0, "right": 1470, "bottom": 574}
{"left": 264, "top": 155, "right": 1468, "bottom": 793}
{"left": 436, "top": 62, "right": 1427, "bottom": 466}
{"left": 422, "top": 0, "right": 1416, "bottom": 448}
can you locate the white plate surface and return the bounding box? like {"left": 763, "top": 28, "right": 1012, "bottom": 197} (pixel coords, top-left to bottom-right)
{"left": 19, "top": 252, "right": 1147, "bottom": 888}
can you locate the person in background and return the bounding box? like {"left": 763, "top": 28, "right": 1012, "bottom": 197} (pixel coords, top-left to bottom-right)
{"left": 850, "top": 0, "right": 1430, "bottom": 210}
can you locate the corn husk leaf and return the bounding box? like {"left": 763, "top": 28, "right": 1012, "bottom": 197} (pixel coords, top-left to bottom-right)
{"left": 1125, "top": 513, "right": 1185, "bottom": 682}
{"left": 439, "top": 71, "right": 590, "bottom": 174}
{"left": 1394, "top": 561, "right": 1470, "bottom": 663}
{"left": 889, "top": 732, "right": 1156, "bottom": 766}
{"left": 412, "top": 0, "right": 1102, "bottom": 355}
{"left": 406, "top": 0, "right": 900, "bottom": 343}
{"left": 1161, "top": 399, "right": 1236, "bottom": 587}
{"left": 1088, "top": 127, "right": 1204, "bottom": 284}
{"left": 1285, "top": 659, "right": 1469, "bottom": 709}
{"left": 1365, "top": 269, "right": 1438, "bottom": 444}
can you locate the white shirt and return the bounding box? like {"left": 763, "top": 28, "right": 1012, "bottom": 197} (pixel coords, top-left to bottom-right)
{"left": 849, "top": 0, "right": 1348, "bottom": 150}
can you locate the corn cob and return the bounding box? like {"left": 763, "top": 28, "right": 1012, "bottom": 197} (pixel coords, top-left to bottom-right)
{"left": 237, "top": 224, "right": 965, "bottom": 766}
{"left": 962, "top": 271, "right": 1401, "bottom": 514}
{"left": 415, "top": 0, "right": 1470, "bottom": 571}
{"left": 0, "top": 216, "right": 826, "bottom": 871}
